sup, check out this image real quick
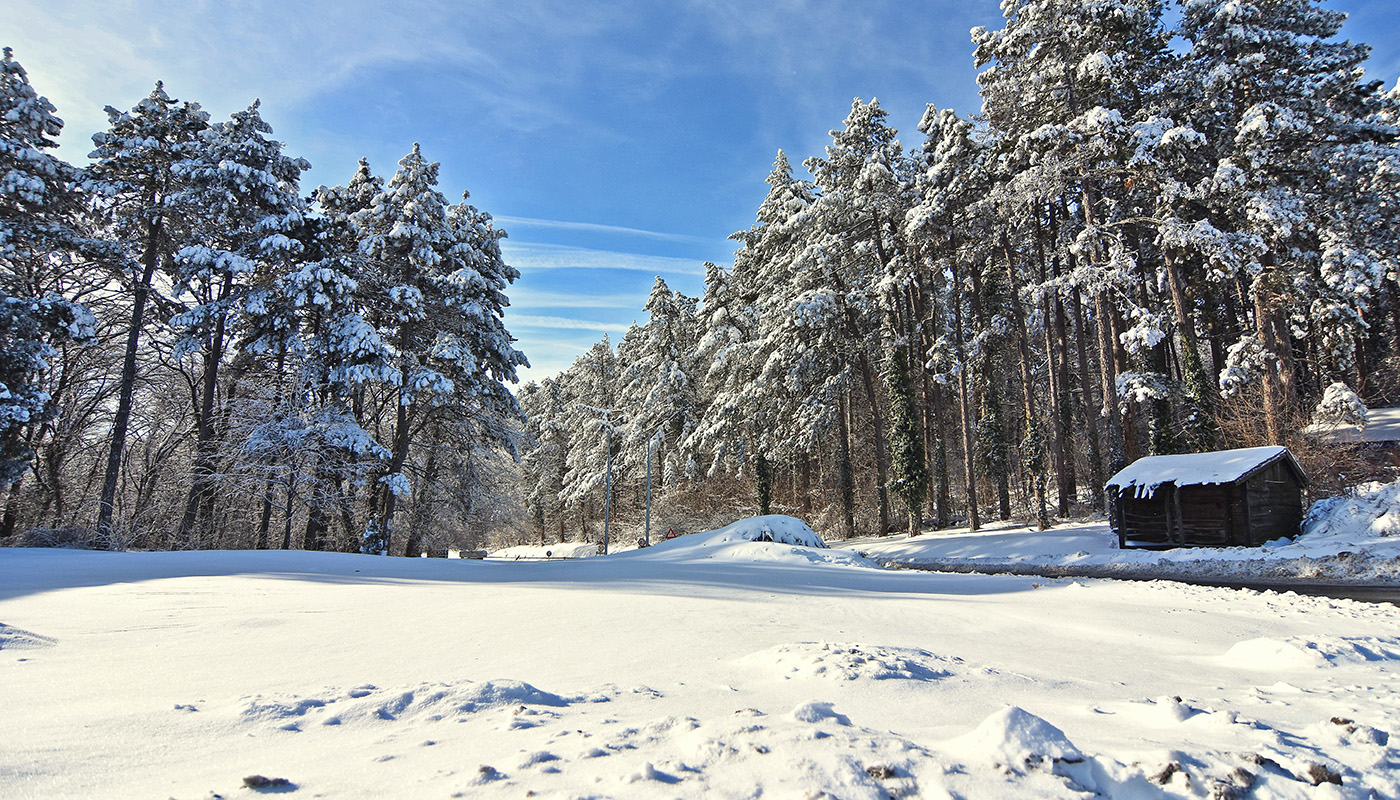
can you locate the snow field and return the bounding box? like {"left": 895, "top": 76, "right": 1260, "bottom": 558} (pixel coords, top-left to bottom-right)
{"left": 2, "top": 515, "right": 1399, "bottom": 797}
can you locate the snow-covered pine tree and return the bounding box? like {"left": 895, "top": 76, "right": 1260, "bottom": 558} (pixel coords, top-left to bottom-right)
{"left": 974, "top": 0, "right": 1173, "bottom": 515}
{"left": 230, "top": 157, "right": 396, "bottom": 552}
{"left": 688, "top": 152, "right": 815, "bottom": 514}
{"left": 0, "top": 48, "right": 100, "bottom": 535}
{"left": 905, "top": 105, "right": 990, "bottom": 530}
{"left": 166, "top": 100, "right": 310, "bottom": 545}
{"left": 84, "top": 81, "right": 211, "bottom": 541}
{"left": 1175, "top": 0, "right": 1397, "bottom": 444}
{"left": 352, "top": 144, "right": 527, "bottom": 554}
{"left": 558, "top": 335, "right": 621, "bottom": 540}
{"left": 796, "top": 98, "right": 909, "bottom": 535}
{"left": 617, "top": 276, "right": 701, "bottom": 496}
{"left": 518, "top": 376, "right": 571, "bottom": 543}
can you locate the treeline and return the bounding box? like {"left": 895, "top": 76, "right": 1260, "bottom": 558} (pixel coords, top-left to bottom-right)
{"left": 520, "top": 0, "right": 1400, "bottom": 541}
{"left": 0, "top": 49, "right": 527, "bottom": 553}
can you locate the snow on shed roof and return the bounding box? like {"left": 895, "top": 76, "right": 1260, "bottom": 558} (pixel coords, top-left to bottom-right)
{"left": 1105, "top": 446, "right": 1298, "bottom": 500}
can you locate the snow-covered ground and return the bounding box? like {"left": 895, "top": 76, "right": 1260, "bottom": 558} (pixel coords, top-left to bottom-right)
{"left": 851, "top": 479, "right": 1400, "bottom": 585}
{"left": 3, "top": 515, "right": 1399, "bottom": 798}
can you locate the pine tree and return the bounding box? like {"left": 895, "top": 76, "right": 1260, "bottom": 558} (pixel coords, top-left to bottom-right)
{"left": 168, "top": 100, "right": 310, "bottom": 544}
{"left": 797, "top": 98, "right": 909, "bottom": 534}
{"left": 618, "top": 276, "right": 701, "bottom": 494}
{"left": 688, "top": 152, "right": 815, "bottom": 510}
{"left": 0, "top": 48, "right": 102, "bottom": 536}
{"left": 558, "top": 336, "right": 621, "bottom": 540}
{"left": 351, "top": 144, "right": 527, "bottom": 554}
{"left": 1175, "top": 0, "right": 1398, "bottom": 443}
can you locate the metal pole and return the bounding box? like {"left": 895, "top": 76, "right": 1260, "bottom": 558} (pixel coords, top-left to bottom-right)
{"left": 645, "top": 442, "right": 652, "bottom": 546}
{"left": 603, "top": 426, "right": 612, "bottom": 555}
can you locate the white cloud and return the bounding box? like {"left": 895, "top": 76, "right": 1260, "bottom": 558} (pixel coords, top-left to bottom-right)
{"left": 495, "top": 216, "right": 708, "bottom": 244}
{"left": 507, "top": 315, "right": 633, "bottom": 333}
{"left": 508, "top": 286, "right": 643, "bottom": 310}
{"left": 501, "top": 242, "right": 708, "bottom": 276}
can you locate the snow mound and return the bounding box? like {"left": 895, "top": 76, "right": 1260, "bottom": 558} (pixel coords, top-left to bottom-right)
{"left": 944, "top": 706, "right": 1083, "bottom": 772}
{"left": 1305, "top": 479, "right": 1400, "bottom": 539}
{"left": 1220, "top": 636, "right": 1400, "bottom": 671}
{"left": 705, "top": 515, "right": 828, "bottom": 548}
{"left": 634, "top": 515, "right": 880, "bottom": 566}
{"left": 0, "top": 623, "right": 56, "bottom": 650}
{"left": 239, "top": 679, "right": 569, "bottom": 728}
{"left": 743, "top": 641, "right": 957, "bottom": 682}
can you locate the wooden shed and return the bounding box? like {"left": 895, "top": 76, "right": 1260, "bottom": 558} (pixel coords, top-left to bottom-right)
{"left": 1104, "top": 446, "right": 1308, "bottom": 548}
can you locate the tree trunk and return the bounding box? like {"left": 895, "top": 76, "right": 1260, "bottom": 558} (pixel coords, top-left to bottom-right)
{"left": 376, "top": 398, "right": 412, "bottom": 553}
{"left": 97, "top": 220, "right": 164, "bottom": 541}
{"left": 1002, "top": 232, "right": 1049, "bottom": 530}
{"left": 177, "top": 270, "right": 234, "bottom": 545}
{"left": 836, "top": 394, "right": 856, "bottom": 538}
{"left": 1253, "top": 276, "right": 1293, "bottom": 446}
{"left": 256, "top": 477, "right": 275, "bottom": 550}
{"left": 950, "top": 261, "right": 979, "bottom": 532}
{"left": 856, "top": 353, "right": 892, "bottom": 535}
{"left": 1096, "top": 292, "right": 1126, "bottom": 482}
{"left": 0, "top": 479, "right": 22, "bottom": 541}
{"left": 404, "top": 440, "right": 439, "bottom": 558}
{"left": 1163, "top": 250, "right": 1221, "bottom": 450}
{"left": 1070, "top": 286, "right": 1104, "bottom": 508}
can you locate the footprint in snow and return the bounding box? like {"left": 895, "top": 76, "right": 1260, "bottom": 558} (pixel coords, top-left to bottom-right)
{"left": 0, "top": 623, "right": 56, "bottom": 650}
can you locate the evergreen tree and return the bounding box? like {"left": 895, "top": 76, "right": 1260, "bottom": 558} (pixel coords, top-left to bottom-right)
{"left": 0, "top": 48, "right": 101, "bottom": 535}
{"left": 352, "top": 144, "right": 527, "bottom": 553}
{"left": 618, "top": 276, "right": 701, "bottom": 493}
{"left": 167, "top": 100, "right": 310, "bottom": 544}
{"left": 86, "top": 81, "right": 211, "bottom": 540}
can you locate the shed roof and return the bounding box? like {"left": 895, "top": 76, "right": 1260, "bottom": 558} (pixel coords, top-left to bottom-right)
{"left": 1105, "top": 446, "right": 1303, "bottom": 500}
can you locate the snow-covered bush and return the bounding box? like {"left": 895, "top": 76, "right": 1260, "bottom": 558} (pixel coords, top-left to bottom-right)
{"left": 1311, "top": 382, "right": 1368, "bottom": 430}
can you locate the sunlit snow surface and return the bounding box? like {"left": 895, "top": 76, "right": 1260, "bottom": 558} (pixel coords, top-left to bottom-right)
{"left": 2, "top": 507, "right": 1399, "bottom": 798}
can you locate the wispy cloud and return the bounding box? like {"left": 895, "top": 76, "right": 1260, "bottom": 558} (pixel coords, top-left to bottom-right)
{"left": 501, "top": 242, "right": 708, "bottom": 276}
{"left": 507, "top": 315, "right": 633, "bottom": 333}
{"left": 508, "top": 286, "right": 644, "bottom": 310}
{"left": 496, "top": 216, "right": 708, "bottom": 244}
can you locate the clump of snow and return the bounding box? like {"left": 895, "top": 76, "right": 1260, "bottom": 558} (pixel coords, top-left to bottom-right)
{"left": 239, "top": 679, "right": 569, "bottom": 728}
{"left": 742, "top": 641, "right": 957, "bottom": 682}
{"left": 1312, "top": 382, "right": 1369, "bottom": 430}
{"left": 790, "top": 700, "right": 852, "bottom": 726}
{"left": 944, "top": 706, "right": 1083, "bottom": 772}
{"left": 631, "top": 515, "right": 879, "bottom": 567}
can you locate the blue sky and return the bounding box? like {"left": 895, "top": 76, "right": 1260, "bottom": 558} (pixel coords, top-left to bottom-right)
{"left": 11, "top": 0, "right": 1400, "bottom": 381}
